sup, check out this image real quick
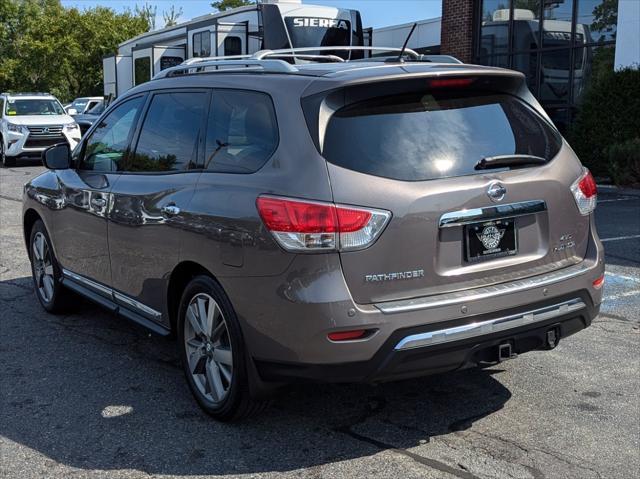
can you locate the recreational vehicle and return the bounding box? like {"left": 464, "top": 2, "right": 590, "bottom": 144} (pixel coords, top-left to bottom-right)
{"left": 103, "top": 0, "right": 364, "bottom": 98}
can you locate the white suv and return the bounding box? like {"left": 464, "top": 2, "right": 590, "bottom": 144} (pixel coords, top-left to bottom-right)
{"left": 0, "top": 92, "right": 81, "bottom": 167}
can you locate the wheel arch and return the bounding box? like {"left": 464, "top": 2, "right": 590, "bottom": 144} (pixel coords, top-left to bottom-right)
{"left": 167, "top": 261, "right": 220, "bottom": 333}
{"left": 23, "top": 208, "right": 43, "bottom": 258}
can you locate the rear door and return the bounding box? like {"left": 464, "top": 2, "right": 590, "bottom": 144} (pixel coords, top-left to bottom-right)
{"left": 107, "top": 89, "right": 208, "bottom": 324}
{"left": 314, "top": 78, "right": 588, "bottom": 304}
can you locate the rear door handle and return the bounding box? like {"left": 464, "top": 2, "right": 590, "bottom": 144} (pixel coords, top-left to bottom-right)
{"left": 161, "top": 204, "right": 181, "bottom": 216}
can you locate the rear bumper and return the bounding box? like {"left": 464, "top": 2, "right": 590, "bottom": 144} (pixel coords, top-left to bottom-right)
{"left": 222, "top": 219, "right": 604, "bottom": 383}
{"left": 254, "top": 292, "right": 599, "bottom": 383}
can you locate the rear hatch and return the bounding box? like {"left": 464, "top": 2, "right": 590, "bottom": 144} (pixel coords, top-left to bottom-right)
{"left": 304, "top": 73, "right": 590, "bottom": 304}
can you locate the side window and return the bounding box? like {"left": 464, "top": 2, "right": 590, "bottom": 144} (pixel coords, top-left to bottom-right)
{"left": 0, "top": 98, "right": 4, "bottom": 116}
{"left": 224, "top": 36, "right": 242, "bottom": 56}
{"left": 193, "top": 31, "right": 211, "bottom": 57}
{"left": 125, "top": 92, "right": 207, "bottom": 172}
{"left": 205, "top": 90, "right": 278, "bottom": 173}
{"left": 81, "top": 96, "right": 144, "bottom": 172}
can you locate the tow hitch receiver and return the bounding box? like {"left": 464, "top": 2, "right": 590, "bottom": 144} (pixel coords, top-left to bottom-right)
{"left": 498, "top": 342, "right": 517, "bottom": 362}
{"left": 546, "top": 328, "right": 560, "bottom": 349}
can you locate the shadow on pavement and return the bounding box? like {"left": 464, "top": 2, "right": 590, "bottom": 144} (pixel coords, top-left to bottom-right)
{"left": 0, "top": 276, "right": 511, "bottom": 476}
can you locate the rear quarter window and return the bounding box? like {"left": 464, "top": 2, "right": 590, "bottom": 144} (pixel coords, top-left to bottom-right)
{"left": 204, "top": 90, "right": 278, "bottom": 174}
{"left": 322, "top": 91, "right": 562, "bottom": 181}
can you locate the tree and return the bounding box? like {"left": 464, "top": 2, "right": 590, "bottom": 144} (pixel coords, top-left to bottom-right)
{"left": 211, "top": 0, "right": 255, "bottom": 12}
{"left": 163, "top": 5, "right": 183, "bottom": 27}
{"left": 135, "top": 2, "right": 157, "bottom": 31}
{"left": 0, "top": 0, "right": 149, "bottom": 101}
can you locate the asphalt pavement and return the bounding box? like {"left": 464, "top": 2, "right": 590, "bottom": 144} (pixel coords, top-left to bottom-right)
{"left": 1, "top": 161, "right": 638, "bottom": 479}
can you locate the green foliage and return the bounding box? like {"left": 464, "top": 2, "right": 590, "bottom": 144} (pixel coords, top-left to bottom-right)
{"left": 211, "top": 0, "right": 255, "bottom": 12}
{"left": 569, "top": 65, "right": 640, "bottom": 178}
{"left": 0, "top": 0, "right": 149, "bottom": 102}
{"left": 605, "top": 138, "right": 640, "bottom": 187}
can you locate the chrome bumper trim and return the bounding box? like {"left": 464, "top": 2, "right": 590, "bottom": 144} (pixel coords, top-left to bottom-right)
{"left": 394, "top": 298, "right": 585, "bottom": 351}
{"left": 375, "top": 261, "right": 591, "bottom": 314}
{"left": 439, "top": 200, "right": 546, "bottom": 228}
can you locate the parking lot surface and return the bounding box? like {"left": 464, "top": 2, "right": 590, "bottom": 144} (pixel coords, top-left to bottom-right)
{"left": 1, "top": 162, "right": 639, "bottom": 479}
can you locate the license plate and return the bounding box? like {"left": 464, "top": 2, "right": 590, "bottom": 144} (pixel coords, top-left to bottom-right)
{"left": 465, "top": 218, "right": 517, "bottom": 262}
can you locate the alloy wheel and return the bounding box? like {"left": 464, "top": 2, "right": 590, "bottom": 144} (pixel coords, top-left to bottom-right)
{"left": 183, "top": 293, "right": 234, "bottom": 404}
{"left": 32, "top": 232, "right": 55, "bottom": 303}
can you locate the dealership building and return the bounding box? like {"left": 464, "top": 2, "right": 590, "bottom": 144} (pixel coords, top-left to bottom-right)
{"left": 373, "top": 0, "right": 639, "bottom": 132}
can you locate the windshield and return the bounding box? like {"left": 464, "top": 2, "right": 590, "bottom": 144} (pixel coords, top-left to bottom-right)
{"left": 87, "top": 102, "right": 104, "bottom": 115}
{"left": 284, "top": 16, "right": 351, "bottom": 58}
{"left": 71, "top": 100, "right": 89, "bottom": 112}
{"left": 6, "top": 99, "right": 65, "bottom": 116}
{"left": 322, "top": 90, "right": 562, "bottom": 181}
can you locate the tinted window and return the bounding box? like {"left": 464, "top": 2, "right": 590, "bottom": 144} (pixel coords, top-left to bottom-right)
{"left": 322, "top": 91, "right": 562, "bottom": 182}
{"left": 135, "top": 57, "right": 151, "bottom": 86}
{"left": 204, "top": 91, "right": 278, "bottom": 173}
{"left": 126, "top": 92, "right": 207, "bottom": 172}
{"left": 82, "top": 96, "right": 144, "bottom": 172}
{"left": 224, "top": 36, "right": 242, "bottom": 56}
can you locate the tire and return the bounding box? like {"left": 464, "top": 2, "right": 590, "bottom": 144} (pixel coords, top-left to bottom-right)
{"left": 29, "top": 220, "right": 70, "bottom": 313}
{"left": 0, "top": 139, "right": 16, "bottom": 168}
{"left": 177, "top": 275, "right": 267, "bottom": 421}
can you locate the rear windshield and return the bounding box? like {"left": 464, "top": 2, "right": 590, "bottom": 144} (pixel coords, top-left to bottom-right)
{"left": 322, "top": 91, "right": 562, "bottom": 181}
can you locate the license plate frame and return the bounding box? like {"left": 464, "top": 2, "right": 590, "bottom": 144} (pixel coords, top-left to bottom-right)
{"left": 465, "top": 218, "right": 518, "bottom": 263}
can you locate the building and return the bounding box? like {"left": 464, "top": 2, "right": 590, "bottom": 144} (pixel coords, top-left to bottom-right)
{"left": 103, "top": 0, "right": 364, "bottom": 98}
{"left": 375, "top": 0, "right": 639, "bottom": 133}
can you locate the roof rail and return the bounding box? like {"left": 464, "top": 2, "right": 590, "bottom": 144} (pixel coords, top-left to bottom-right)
{"left": 151, "top": 46, "right": 424, "bottom": 81}
{"left": 260, "top": 53, "right": 345, "bottom": 63}
{"left": 153, "top": 57, "right": 297, "bottom": 79}
{"left": 252, "top": 46, "right": 421, "bottom": 60}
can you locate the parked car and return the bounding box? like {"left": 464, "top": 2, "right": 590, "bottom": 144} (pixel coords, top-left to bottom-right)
{"left": 1, "top": 92, "right": 80, "bottom": 167}
{"left": 73, "top": 100, "right": 105, "bottom": 136}
{"left": 65, "top": 96, "right": 103, "bottom": 115}
{"left": 23, "top": 50, "right": 604, "bottom": 421}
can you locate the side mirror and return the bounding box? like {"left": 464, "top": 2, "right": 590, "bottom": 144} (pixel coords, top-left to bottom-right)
{"left": 43, "top": 143, "right": 71, "bottom": 170}
{"left": 68, "top": 108, "right": 78, "bottom": 116}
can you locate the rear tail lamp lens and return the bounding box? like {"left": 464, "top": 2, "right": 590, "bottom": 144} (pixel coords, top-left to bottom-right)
{"left": 570, "top": 168, "right": 597, "bottom": 215}
{"left": 592, "top": 275, "right": 605, "bottom": 289}
{"left": 256, "top": 196, "right": 391, "bottom": 252}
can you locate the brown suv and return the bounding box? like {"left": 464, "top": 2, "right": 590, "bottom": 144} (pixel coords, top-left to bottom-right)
{"left": 23, "top": 51, "right": 604, "bottom": 421}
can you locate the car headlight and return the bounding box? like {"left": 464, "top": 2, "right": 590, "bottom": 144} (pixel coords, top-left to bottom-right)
{"left": 64, "top": 123, "right": 80, "bottom": 132}
{"left": 7, "top": 123, "right": 25, "bottom": 133}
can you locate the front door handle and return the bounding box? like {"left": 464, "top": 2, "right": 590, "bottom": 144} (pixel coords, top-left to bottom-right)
{"left": 161, "top": 204, "right": 181, "bottom": 216}
{"left": 91, "top": 197, "right": 106, "bottom": 208}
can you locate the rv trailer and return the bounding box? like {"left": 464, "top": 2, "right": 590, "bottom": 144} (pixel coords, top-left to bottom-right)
{"left": 103, "top": 0, "right": 364, "bottom": 98}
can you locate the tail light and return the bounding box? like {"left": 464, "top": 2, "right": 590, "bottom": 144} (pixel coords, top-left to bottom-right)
{"left": 256, "top": 196, "right": 391, "bottom": 252}
{"left": 592, "top": 275, "right": 605, "bottom": 289}
{"left": 428, "top": 77, "right": 475, "bottom": 89}
{"left": 570, "top": 168, "right": 597, "bottom": 215}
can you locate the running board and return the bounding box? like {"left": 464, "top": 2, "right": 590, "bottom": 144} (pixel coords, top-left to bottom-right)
{"left": 394, "top": 298, "right": 585, "bottom": 351}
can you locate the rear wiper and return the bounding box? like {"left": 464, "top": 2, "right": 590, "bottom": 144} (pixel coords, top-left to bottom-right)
{"left": 474, "top": 154, "right": 547, "bottom": 170}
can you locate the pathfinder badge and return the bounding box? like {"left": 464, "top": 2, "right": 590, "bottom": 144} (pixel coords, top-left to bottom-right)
{"left": 477, "top": 225, "right": 506, "bottom": 250}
